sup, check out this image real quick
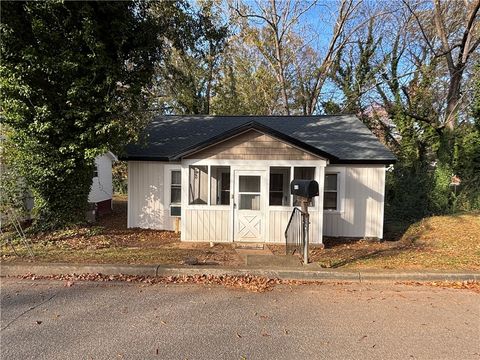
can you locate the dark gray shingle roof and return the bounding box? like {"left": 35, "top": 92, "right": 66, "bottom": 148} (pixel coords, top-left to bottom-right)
{"left": 123, "top": 115, "right": 396, "bottom": 163}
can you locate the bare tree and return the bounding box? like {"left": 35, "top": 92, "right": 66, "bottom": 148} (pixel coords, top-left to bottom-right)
{"left": 405, "top": 0, "right": 480, "bottom": 129}
{"left": 303, "top": 0, "right": 364, "bottom": 114}
{"left": 231, "top": 0, "right": 316, "bottom": 115}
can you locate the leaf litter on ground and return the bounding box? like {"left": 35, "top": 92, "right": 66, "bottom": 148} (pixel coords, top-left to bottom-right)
{"left": 15, "top": 273, "right": 480, "bottom": 293}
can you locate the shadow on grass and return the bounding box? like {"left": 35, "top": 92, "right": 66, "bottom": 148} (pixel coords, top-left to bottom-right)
{"left": 318, "top": 220, "right": 433, "bottom": 268}
{"left": 326, "top": 243, "right": 414, "bottom": 268}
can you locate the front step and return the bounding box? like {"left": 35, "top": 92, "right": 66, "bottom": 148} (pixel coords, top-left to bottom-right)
{"left": 234, "top": 243, "right": 264, "bottom": 250}
{"left": 245, "top": 254, "right": 302, "bottom": 268}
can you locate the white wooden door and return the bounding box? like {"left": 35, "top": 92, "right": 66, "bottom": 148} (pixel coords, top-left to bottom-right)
{"left": 234, "top": 170, "right": 265, "bottom": 242}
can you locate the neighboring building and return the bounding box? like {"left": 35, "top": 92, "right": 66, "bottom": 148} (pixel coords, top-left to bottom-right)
{"left": 0, "top": 151, "right": 116, "bottom": 221}
{"left": 122, "top": 115, "right": 396, "bottom": 244}
{"left": 88, "top": 152, "right": 117, "bottom": 216}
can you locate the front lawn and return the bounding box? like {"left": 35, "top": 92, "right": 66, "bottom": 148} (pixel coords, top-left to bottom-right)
{"left": 2, "top": 197, "right": 479, "bottom": 271}
{"left": 0, "top": 196, "right": 243, "bottom": 267}
{"left": 308, "top": 213, "right": 480, "bottom": 270}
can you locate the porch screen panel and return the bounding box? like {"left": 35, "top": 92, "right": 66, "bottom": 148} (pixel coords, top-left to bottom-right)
{"left": 293, "top": 167, "right": 315, "bottom": 206}
{"left": 210, "top": 166, "right": 230, "bottom": 205}
{"left": 189, "top": 166, "right": 208, "bottom": 204}
{"left": 269, "top": 167, "right": 290, "bottom": 206}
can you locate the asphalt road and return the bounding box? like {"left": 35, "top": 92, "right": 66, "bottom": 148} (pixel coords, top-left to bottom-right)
{"left": 1, "top": 278, "right": 479, "bottom": 360}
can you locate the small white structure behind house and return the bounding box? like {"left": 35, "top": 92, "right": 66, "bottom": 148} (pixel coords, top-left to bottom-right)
{"left": 124, "top": 116, "right": 396, "bottom": 244}
{"left": 88, "top": 152, "right": 117, "bottom": 216}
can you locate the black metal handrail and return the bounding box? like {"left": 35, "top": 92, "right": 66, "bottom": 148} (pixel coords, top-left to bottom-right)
{"left": 285, "top": 207, "right": 306, "bottom": 257}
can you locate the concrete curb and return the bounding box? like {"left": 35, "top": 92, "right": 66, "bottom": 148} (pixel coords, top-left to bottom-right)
{"left": 1, "top": 263, "right": 479, "bottom": 282}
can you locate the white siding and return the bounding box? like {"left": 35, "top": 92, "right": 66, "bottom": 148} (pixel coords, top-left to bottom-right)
{"left": 183, "top": 209, "right": 230, "bottom": 241}
{"left": 323, "top": 165, "right": 385, "bottom": 239}
{"left": 127, "top": 161, "right": 180, "bottom": 231}
{"left": 88, "top": 153, "right": 114, "bottom": 204}
{"left": 181, "top": 159, "right": 326, "bottom": 244}
{"left": 128, "top": 161, "right": 386, "bottom": 241}
{"left": 268, "top": 209, "right": 321, "bottom": 244}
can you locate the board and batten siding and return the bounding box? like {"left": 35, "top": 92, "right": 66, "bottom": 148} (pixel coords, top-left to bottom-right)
{"left": 323, "top": 165, "right": 385, "bottom": 239}
{"left": 183, "top": 209, "right": 230, "bottom": 242}
{"left": 185, "top": 129, "right": 319, "bottom": 161}
{"left": 268, "top": 209, "right": 321, "bottom": 244}
{"left": 127, "top": 161, "right": 180, "bottom": 231}
{"left": 182, "top": 129, "right": 326, "bottom": 243}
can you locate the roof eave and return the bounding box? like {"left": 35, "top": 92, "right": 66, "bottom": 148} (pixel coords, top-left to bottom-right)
{"left": 330, "top": 158, "right": 397, "bottom": 165}
{"left": 118, "top": 155, "right": 171, "bottom": 162}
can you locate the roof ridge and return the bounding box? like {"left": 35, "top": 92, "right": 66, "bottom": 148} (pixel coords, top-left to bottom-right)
{"left": 155, "top": 114, "right": 356, "bottom": 118}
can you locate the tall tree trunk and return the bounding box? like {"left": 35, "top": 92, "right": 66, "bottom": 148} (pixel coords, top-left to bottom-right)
{"left": 445, "top": 66, "right": 464, "bottom": 130}
{"left": 270, "top": 0, "right": 290, "bottom": 115}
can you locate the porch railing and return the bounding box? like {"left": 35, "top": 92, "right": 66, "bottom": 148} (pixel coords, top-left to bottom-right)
{"left": 285, "top": 207, "right": 308, "bottom": 262}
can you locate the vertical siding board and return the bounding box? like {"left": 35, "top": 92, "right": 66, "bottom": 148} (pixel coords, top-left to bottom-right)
{"left": 272, "top": 212, "right": 277, "bottom": 242}
{"left": 214, "top": 210, "right": 218, "bottom": 241}
{"left": 199, "top": 210, "right": 205, "bottom": 241}
{"left": 217, "top": 210, "right": 222, "bottom": 241}
{"left": 222, "top": 210, "right": 228, "bottom": 240}
{"left": 131, "top": 162, "right": 166, "bottom": 230}
{"left": 272, "top": 212, "right": 276, "bottom": 242}
{"left": 323, "top": 165, "right": 385, "bottom": 238}
{"left": 208, "top": 210, "right": 214, "bottom": 241}
{"left": 133, "top": 162, "right": 139, "bottom": 228}
{"left": 184, "top": 210, "right": 189, "bottom": 240}
{"left": 219, "top": 210, "right": 223, "bottom": 241}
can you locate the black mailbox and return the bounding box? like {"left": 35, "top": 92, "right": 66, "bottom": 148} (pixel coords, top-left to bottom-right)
{"left": 290, "top": 179, "right": 319, "bottom": 198}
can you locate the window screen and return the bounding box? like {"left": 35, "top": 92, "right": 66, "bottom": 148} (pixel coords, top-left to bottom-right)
{"left": 293, "top": 167, "right": 315, "bottom": 206}
{"left": 269, "top": 167, "right": 290, "bottom": 206}
{"left": 211, "top": 166, "right": 230, "bottom": 205}
{"left": 189, "top": 166, "right": 208, "bottom": 204}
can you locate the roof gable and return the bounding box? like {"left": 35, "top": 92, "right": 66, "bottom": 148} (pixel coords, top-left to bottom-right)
{"left": 184, "top": 128, "right": 324, "bottom": 160}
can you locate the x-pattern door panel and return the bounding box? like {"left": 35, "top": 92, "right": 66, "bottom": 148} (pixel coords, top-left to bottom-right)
{"left": 234, "top": 171, "right": 265, "bottom": 242}
{"left": 238, "top": 215, "right": 262, "bottom": 239}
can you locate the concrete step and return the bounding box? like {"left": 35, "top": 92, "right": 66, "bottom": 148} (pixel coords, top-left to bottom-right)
{"left": 245, "top": 254, "right": 302, "bottom": 268}
{"left": 234, "top": 243, "right": 264, "bottom": 250}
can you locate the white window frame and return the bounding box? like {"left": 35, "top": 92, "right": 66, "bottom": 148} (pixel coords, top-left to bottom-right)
{"left": 268, "top": 166, "right": 291, "bottom": 207}
{"left": 164, "top": 164, "right": 182, "bottom": 217}
{"left": 324, "top": 166, "right": 345, "bottom": 213}
{"left": 210, "top": 165, "right": 231, "bottom": 206}
{"left": 292, "top": 166, "right": 317, "bottom": 208}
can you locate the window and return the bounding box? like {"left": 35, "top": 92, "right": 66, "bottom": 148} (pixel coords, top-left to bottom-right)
{"left": 170, "top": 170, "right": 181, "bottom": 204}
{"left": 189, "top": 165, "right": 208, "bottom": 204}
{"left": 170, "top": 170, "right": 181, "bottom": 217}
{"left": 324, "top": 173, "right": 338, "bottom": 210}
{"left": 211, "top": 166, "right": 230, "bottom": 205}
{"left": 238, "top": 175, "right": 261, "bottom": 210}
{"left": 93, "top": 164, "right": 99, "bottom": 178}
{"left": 293, "top": 167, "right": 315, "bottom": 206}
{"left": 170, "top": 206, "right": 181, "bottom": 217}
{"left": 269, "top": 167, "right": 290, "bottom": 206}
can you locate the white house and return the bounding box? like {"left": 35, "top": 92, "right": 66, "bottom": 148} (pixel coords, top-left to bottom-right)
{"left": 88, "top": 152, "right": 117, "bottom": 216}
{"left": 123, "top": 115, "right": 395, "bottom": 245}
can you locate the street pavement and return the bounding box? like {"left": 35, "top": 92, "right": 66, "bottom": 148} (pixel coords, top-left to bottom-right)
{"left": 1, "top": 278, "right": 479, "bottom": 360}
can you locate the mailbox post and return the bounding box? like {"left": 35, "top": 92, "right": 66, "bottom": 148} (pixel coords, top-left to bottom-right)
{"left": 290, "top": 180, "right": 319, "bottom": 264}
